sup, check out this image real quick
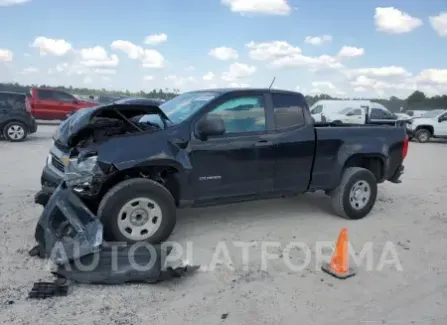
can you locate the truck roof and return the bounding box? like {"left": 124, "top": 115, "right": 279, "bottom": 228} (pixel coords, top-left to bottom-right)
{"left": 187, "top": 87, "right": 306, "bottom": 97}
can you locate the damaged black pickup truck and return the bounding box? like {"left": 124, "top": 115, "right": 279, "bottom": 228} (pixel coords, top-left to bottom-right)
{"left": 35, "top": 89, "right": 408, "bottom": 245}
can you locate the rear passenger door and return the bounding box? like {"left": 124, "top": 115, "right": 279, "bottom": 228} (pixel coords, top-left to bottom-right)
{"left": 269, "top": 92, "right": 316, "bottom": 192}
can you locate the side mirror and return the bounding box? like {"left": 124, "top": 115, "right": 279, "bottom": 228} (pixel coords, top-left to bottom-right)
{"left": 196, "top": 116, "right": 226, "bottom": 139}
{"left": 439, "top": 116, "right": 446, "bottom": 123}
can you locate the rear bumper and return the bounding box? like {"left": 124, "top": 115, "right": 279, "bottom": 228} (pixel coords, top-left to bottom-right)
{"left": 388, "top": 165, "right": 404, "bottom": 184}
{"left": 29, "top": 118, "right": 38, "bottom": 134}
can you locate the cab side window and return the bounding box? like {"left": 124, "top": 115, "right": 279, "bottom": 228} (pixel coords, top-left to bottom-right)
{"left": 370, "top": 108, "right": 385, "bottom": 119}
{"left": 348, "top": 108, "right": 362, "bottom": 116}
{"left": 53, "top": 91, "right": 76, "bottom": 102}
{"left": 272, "top": 93, "right": 305, "bottom": 129}
{"left": 205, "top": 96, "right": 266, "bottom": 134}
{"left": 37, "top": 89, "right": 54, "bottom": 100}
{"left": 310, "top": 105, "right": 323, "bottom": 114}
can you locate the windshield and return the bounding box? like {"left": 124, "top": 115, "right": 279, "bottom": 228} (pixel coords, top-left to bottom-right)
{"left": 421, "top": 109, "right": 444, "bottom": 118}
{"left": 159, "top": 91, "right": 220, "bottom": 124}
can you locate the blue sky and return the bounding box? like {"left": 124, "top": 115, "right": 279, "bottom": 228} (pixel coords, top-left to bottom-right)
{"left": 0, "top": 0, "right": 446, "bottom": 98}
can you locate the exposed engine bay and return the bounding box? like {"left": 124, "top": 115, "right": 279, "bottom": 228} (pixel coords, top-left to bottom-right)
{"left": 67, "top": 107, "right": 166, "bottom": 148}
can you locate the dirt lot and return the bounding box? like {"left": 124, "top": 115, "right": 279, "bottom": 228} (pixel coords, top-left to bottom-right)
{"left": 0, "top": 125, "right": 446, "bottom": 325}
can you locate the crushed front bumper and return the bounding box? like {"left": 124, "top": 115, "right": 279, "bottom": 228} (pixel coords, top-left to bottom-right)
{"left": 388, "top": 165, "right": 404, "bottom": 184}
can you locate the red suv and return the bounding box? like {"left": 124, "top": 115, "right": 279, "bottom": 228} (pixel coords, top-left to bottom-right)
{"left": 29, "top": 88, "right": 98, "bottom": 120}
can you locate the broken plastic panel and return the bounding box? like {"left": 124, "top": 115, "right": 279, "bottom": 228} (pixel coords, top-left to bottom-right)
{"left": 54, "top": 244, "right": 171, "bottom": 284}
{"left": 34, "top": 182, "right": 103, "bottom": 265}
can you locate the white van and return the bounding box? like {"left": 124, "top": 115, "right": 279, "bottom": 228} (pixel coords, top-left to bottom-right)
{"left": 309, "top": 100, "right": 371, "bottom": 122}
{"left": 309, "top": 100, "right": 401, "bottom": 125}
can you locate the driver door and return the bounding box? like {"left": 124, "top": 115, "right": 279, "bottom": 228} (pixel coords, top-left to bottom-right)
{"left": 434, "top": 112, "right": 447, "bottom": 136}
{"left": 52, "top": 91, "right": 77, "bottom": 119}
{"left": 188, "top": 92, "right": 275, "bottom": 201}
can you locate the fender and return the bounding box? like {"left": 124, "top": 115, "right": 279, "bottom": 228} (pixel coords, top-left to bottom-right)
{"left": 328, "top": 138, "right": 388, "bottom": 188}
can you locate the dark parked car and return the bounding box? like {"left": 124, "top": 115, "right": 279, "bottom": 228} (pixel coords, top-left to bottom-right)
{"left": 97, "top": 94, "right": 128, "bottom": 104}
{"left": 0, "top": 91, "right": 37, "bottom": 142}
{"left": 35, "top": 88, "right": 408, "bottom": 244}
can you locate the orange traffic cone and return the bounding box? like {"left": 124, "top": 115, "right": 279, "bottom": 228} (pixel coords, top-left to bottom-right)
{"left": 321, "top": 228, "right": 356, "bottom": 279}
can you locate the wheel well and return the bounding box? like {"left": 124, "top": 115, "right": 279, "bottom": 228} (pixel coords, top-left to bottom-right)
{"left": 98, "top": 166, "right": 180, "bottom": 206}
{"left": 343, "top": 156, "right": 383, "bottom": 182}
{"left": 415, "top": 125, "right": 433, "bottom": 135}
{"left": 1, "top": 120, "right": 28, "bottom": 133}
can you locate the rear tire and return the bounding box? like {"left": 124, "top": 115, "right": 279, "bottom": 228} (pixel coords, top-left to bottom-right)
{"left": 330, "top": 167, "right": 378, "bottom": 220}
{"left": 97, "top": 178, "right": 176, "bottom": 244}
{"left": 3, "top": 121, "right": 28, "bottom": 142}
{"left": 414, "top": 129, "right": 431, "bottom": 143}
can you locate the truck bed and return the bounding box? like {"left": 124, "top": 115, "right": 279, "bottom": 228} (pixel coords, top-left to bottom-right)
{"left": 309, "top": 124, "right": 407, "bottom": 190}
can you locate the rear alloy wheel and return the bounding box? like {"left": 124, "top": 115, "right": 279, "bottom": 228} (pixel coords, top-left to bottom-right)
{"left": 414, "top": 129, "right": 431, "bottom": 143}
{"left": 98, "top": 178, "right": 176, "bottom": 244}
{"left": 3, "top": 122, "right": 28, "bottom": 142}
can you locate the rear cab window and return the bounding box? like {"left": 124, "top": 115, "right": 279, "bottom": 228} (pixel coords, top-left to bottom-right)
{"left": 271, "top": 93, "right": 306, "bottom": 130}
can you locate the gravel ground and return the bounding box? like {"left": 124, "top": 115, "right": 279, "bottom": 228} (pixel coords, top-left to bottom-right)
{"left": 0, "top": 125, "right": 446, "bottom": 325}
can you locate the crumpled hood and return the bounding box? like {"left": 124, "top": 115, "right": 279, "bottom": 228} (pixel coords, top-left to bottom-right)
{"left": 53, "top": 103, "right": 168, "bottom": 148}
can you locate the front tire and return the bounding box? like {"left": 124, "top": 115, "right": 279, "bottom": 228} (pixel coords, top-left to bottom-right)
{"left": 330, "top": 167, "right": 378, "bottom": 220}
{"left": 3, "top": 121, "right": 28, "bottom": 142}
{"left": 98, "top": 178, "right": 177, "bottom": 244}
{"left": 414, "top": 129, "right": 431, "bottom": 143}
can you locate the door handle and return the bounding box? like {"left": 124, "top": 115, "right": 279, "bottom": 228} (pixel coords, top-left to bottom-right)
{"left": 254, "top": 140, "right": 272, "bottom": 147}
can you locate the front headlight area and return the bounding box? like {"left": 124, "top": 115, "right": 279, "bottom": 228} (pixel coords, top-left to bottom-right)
{"left": 64, "top": 155, "right": 104, "bottom": 194}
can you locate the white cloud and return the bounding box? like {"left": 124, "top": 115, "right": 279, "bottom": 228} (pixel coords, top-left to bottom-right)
{"left": 429, "top": 12, "right": 447, "bottom": 37}
{"left": 347, "top": 66, "right": 410, "bottom": 78}
{"left": 144, "top": 33, "right": 168, "bottom": 45}
{"left": 229, "top": 82, "right": 250, "bottom": 88}
{"left": 305, "top": 35, "right": 332, "bottom": 45}
{"left": 311, "top": 81, "right": 345, "bottom": 96}
{"left": 164, "top": 75, "right": 197, "bottom": 87}
{"left": 92, "top": 68, "right": 116, "bottom": 75}
{"left": 31, "top": 37, "right": 73, "bottom": 56}
{"left": 144, "top": 75, "right": 154, "bottom": 81}
{"left": 351, "top": 75, "right": 416, "bottom": 92}
{"left": 0, "top": 0, "right": 30, "bottom": 6}
{"left": 80, "top": 46, "right": 119, "bottom": 67}
{"left": 374, "top": 7, "right": 423, "bottom": 34}
{"left": 246, "top": 40, "right": 343, "bottom": 70}
{"left": 111, "top": 40, "right": 164, "bottom": 68}
{"left": 272, "top": 54, "right": 343, "bottom": 70}
{"left": 414, "top": 69, "right": 447, "bottom": 85}
{"left": 208, "top": 47, "right": 239, "bottom": 60}
{"left": 337, "top": 46, "right": 365, "bottom": 58}
{"left": 312, "top": 81, "right": 336, "bottom": 89}
{"left": 221, "top": 62, "right": 256, "bottom": 81}
{"left": 185, "top": 65, "right": 195, "bottom": 71}
{"left": 0, "top": 49, "right": 13, "bottom": 61}
{"left": 222, "top": 0, "right": 291, "bottom": 15}
{"left": 83, "top": 76, "right": 93, "bottom": 85}
{"left": 21, "top": 67, "right": 39, "bottom": 74}
{"left": 203, "top": 72, "right": 215, "bottom": 81}
{"left": 246, "top": 41, "right": 301, "bottom": 61}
